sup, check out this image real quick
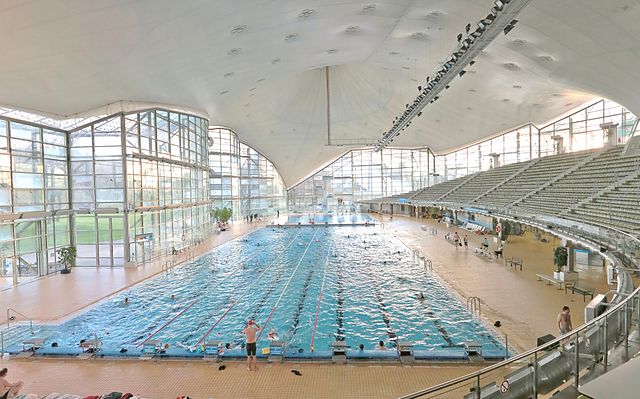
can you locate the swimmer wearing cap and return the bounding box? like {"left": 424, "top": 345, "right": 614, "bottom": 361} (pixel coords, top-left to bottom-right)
{"left": 242, "top": 320, "right": 261, "bottom": 371}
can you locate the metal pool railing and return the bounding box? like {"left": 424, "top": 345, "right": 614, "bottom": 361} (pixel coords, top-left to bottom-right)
{"left": 399, "top": 283, "right": 639, "bottom": 399}
{"left": 395, "top": 206, "right": 639, "bottom": 399}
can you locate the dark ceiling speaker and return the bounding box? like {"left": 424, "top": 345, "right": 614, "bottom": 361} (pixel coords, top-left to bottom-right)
{"left": 600, "top": 247, "right": 608, "bottom": 253}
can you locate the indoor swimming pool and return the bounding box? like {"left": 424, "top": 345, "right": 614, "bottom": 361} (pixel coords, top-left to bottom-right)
{"left": 4, "top": 225, "right": 506, "bottom": 359}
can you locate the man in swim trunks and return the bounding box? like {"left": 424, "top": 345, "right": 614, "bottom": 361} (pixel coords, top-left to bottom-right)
{"left": 242, "top": 320, "right": 261, "bottom": 371}
{"left": 557, "top": 306, "right": 572, "bottom": 335}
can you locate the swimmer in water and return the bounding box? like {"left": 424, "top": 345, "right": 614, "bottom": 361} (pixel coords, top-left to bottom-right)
{"left": 171, "top": 294, "right": 176, "bottom": 300}
{"left": 124, "top": 297, "right": 129, "bottom": 305}
{"left": 417, "top": 292, "right": 425, "bottom": 300}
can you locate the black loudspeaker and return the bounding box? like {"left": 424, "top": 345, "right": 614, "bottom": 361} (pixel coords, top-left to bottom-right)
{"left": 600, "top": 247, "right": 608, "bottom": 253}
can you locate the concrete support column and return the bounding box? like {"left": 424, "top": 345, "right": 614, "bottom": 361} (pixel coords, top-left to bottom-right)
{"left": 561, "top": 241, "right": 579, "bottom": 282}
{"left": 566, "top": 244, "right": 576, "bottom": 273}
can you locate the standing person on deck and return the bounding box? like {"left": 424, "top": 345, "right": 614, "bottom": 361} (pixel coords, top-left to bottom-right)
{"left": 242, "top": 320, "right": 261, "bottom": 371}
{"left": 557, "top": 306, "right": 572, "bottom": 336}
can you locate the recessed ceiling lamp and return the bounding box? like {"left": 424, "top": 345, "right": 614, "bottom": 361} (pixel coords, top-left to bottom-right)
{"left": 227, "top": 48, "right": 242, "bottom": 56}
{"left": 223, "top": 72, "right": 234, "bottom": 78}
{"left": 270, "top": 58, "right": 282, "bottom": 64}
{"left": 284, "top": 33, "right": 298, "bottom": 41}
{"left": 298, "top": 8, "right": 315, "bottom": 18}
{"left": 503, "top": 62, "right": 519, "bottom": 71}
{"left": 230, "top": 25, "right": 247, "bottom": 35}
{"left": 512, "top": 84, "right": 522, "bottom": 88}
{"left": 411, "top": 32, "right": 428, "bottom": 40}
{"left": 326, "top": 48, "right": 338, "bottom": 54}
{"left": 219, "top": 90, "right": 229, "bottom": 95}
{"left": 362, "top": 4, "right": 377, "bottom": 13}
{"left": 345, "top": 26, "right": 361, "bottom": 34}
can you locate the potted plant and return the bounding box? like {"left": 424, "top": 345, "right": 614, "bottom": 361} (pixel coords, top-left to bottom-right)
{"left": 212, "top": 207, "right": 233, "bottom": 231}
{"left": 553, "top": 246, "right": 568, "bottom": 280}
{"left": 57, "top": 246, "right": 77, "bottom": 274}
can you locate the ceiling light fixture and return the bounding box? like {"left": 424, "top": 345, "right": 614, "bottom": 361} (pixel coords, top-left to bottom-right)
{"left": 373, "top": 0, "right": 532, "bottom": 151}
{"left": 503, "top": 19, "right": 518, "bottom": 35}
{"left": 298, "top": 9, "right": 315, "bottom": 18}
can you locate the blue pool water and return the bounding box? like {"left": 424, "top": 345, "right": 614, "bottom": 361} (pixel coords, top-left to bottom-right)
{"left": 10, "top": 225, "right": 505, "bottom": 357}
{"left": 284, "top": 213, "right": 375, "bottom": 225}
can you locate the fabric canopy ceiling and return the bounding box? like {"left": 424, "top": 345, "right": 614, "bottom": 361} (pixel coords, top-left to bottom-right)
{"left": 1, "top": 0, "right": 639, "bottom": 186}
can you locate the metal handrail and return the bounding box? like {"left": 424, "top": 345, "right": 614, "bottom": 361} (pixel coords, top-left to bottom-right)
{"left": 397, "top": 209, "right": 637, "bottom": 398}
{"left": 6, "top": 308, "right": 33, "bottom": 333}
{"left": 400, "top": 283, "right": 639, "bottom": 398}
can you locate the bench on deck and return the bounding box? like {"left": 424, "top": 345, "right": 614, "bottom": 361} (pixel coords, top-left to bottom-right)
{"left": 505, "top": 257, "right": 523, "bottom": 271}
{"left": 565, "top": 282, "right": 595, "bottom": 302}
{"left": 536, "top": 273, "right": 564, "bottom": 289}
{"left": 473, "top": 247, "right": 493, "bottom": 259}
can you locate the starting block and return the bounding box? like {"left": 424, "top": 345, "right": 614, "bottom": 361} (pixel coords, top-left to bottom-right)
{"left": 397, "top": 342, "right": 414, "bottom": 363}
{"left": 332, "top": 341, "right": 346, "bottom": 363}
{"left": 141, "top": 339, "right": 162, "bottom": 359}
{"left": 268, "top": 340, "right": 284, "bottom": 362}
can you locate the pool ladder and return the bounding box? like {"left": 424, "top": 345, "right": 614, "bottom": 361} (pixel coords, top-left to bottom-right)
{"left": 412, "top": 250, "right": 432, "bottom": 274}
{"left": 162, "top": 260, "right": 174, "bottom": 275}
{"left": 466, "top": 296, "right": 481, "bottom": 316}
{"left": 2, "top": 308, "right": 35, "bottom": 355}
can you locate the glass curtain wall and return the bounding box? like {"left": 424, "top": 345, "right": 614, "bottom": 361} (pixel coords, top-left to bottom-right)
{"left": 0, "top": 108, "right": 210, "bottom": 283}
{"left": 0, "top": 119, "right": 71, "bottom": 285}
{"left": 209, "top": 127, "right": 286, "bottom": 222}
{"left": 436, "top": 99, "right": 637, "bottom": 181}
{"left": 288, "top": 147, "right": 433, "bottom": 214}
{"left": 121, "top": 110, "right": 209, "bottom": 264}
{"left": 74, "top": 109, "right": 210, "bottom": 266}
